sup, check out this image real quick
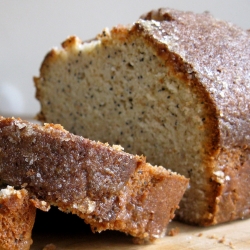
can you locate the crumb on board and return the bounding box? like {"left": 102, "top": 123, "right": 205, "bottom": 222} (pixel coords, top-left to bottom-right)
{"left": 206, "top": 234, "right": 235, "bottom": 249}
{"left": 42, "top": 243, "right": 57, "bottom": 250}
{"left": 229, "top": 241, "right": 235, "bottom": 249}
{"left": 207, "top": 234, "right": 218, "bottom": 240}
{"left": 167, "top": 227, "right": 180, "bottom": 236}
{"left": 196, "top": 233, "right": 203, "bottom": 237}
{"left": 218, "top": 236, "right": 225, "bottom": 244}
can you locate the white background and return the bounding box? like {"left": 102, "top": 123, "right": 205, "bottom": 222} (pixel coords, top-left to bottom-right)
{"left": 0, "top": 0, "right": 249, "bottom": 117}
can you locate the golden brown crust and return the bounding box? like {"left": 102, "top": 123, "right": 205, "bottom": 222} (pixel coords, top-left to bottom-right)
{"left": 140, "top": 7, "right": 250, "bottom": 148}
{"left": 210, "top": 148, "right": 250, "bottom": 225}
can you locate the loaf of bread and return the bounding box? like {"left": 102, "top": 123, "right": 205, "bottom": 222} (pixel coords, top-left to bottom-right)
{"left": 0, "top": 116, "right": 188, "bottom": 242}
{"left": 34, "top": 7, "right": 250, "bottom": 226}
{"left": 0, "top": 186, "right": 36, "bottom": 250}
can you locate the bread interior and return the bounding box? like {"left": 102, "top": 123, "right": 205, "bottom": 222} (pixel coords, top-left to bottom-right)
{"left": 37, "top": 30, "right": 213, "bottom": 223}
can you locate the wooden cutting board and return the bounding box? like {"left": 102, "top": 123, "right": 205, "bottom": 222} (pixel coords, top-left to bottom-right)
{"left": 31, "top": 219, "right": 250, "bottom": 250}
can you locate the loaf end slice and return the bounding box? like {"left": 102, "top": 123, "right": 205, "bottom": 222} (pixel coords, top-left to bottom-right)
{"left": 0, "top": 186, "right": 36, "bottom": 250}
{"left": 0, "top": 116, "right": 188, "bottom": 241}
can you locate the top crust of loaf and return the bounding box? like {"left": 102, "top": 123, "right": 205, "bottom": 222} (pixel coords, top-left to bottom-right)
{"left": 139, "top": 8, "right": 250, "bottom": 149}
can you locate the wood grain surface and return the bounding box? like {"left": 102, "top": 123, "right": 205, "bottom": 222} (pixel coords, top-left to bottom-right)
{"left": 31, "top": 218, "right": 250, "bottom": 250}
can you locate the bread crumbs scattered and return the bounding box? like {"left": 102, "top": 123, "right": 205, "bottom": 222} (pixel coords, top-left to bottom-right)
{"left": 167, "top": 227, "right": 180, "bottom": 236}
{"left": 206, "top": 234, "right": 235, "bottom": 249}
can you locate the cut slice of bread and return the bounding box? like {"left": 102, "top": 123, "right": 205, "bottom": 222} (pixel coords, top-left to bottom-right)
{"left": 34, "top": 7, "right": 250, "bottom": 226}
{"left": 0, "top": 186, "right": 36, "bottom": 250}
{"left": 0, "top": 116, "right": 188, "bottom": 241}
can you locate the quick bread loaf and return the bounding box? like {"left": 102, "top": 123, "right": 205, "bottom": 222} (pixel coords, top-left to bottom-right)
{"left": 34, "top": 8, "right": 250, "bottom": 226}
{"left": 0, "top": 116, "right": 188, "bottom": 242}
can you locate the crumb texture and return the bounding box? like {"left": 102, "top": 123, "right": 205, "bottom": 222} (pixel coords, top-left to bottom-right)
{"left": 0, "top": 186, "right": 36, "bottom": 250}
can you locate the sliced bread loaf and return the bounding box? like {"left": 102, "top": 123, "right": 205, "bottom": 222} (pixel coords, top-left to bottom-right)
{"left": 34, "top": 8, "right": 250, "bottom": 226}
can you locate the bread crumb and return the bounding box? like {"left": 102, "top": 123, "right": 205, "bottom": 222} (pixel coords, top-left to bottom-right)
{"left": 167, "top": 227, "right": 180, "bottom": 236}
{"left": 197, "top": 233, "right": 203, "bottom": 237}
{"left": 229, "top": 241, "right": 235, "bottom": 249}
{"left": 30, "top": 198, "right": 51, "bottom": 211}
{"left": 43, "top": 243, "right": 57, "bottom": 250}
{"left": 112, "top": 144, "right": 124, "bottom": 151}
{"left": 218, "top": 236, "right": 225, "bottom": 243}
{"left": 207, "top": 234, "right": 218, "bottom": 240}
{"left": 207, "top": 234, "right": 235, "bottom": 249}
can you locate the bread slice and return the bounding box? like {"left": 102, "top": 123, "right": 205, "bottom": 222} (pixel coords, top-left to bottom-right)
{"left": 0, "top": 116, "right": 188, "bottom": 241}
{"left": 0, "top": 186, "right": 36, "bottom": 250}
{"left": 34, "top": 7, "right": 250, "bottom": 226}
